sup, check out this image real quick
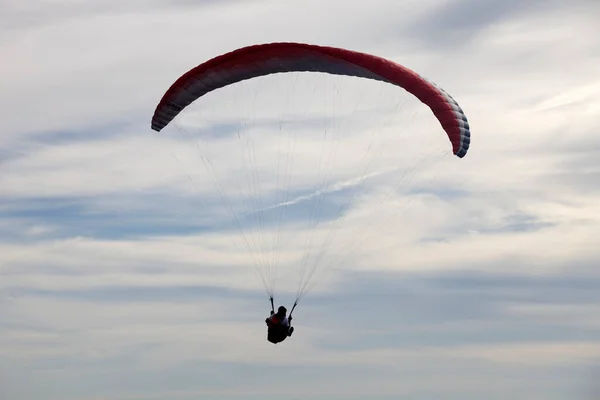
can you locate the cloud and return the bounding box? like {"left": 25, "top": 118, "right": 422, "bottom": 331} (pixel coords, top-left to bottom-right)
{"left": 2, "top": 0, "right": 600, "bottom": 399}
{"left": 2, "top": 267, "right": 600, "bottom": 400}
{"left": 401, "top": 0, "right": 596, "bottom": 49}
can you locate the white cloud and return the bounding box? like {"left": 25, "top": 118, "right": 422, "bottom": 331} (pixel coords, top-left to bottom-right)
{"left": 2, "top": 0, "right": 600, "bottom": 399}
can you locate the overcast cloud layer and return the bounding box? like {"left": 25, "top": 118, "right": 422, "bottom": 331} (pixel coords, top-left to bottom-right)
{"left": 1, "top": 1, "right": 600, "bottom": 399}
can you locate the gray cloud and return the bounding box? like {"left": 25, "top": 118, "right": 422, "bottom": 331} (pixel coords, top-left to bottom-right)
{"left": 401, "top": 0, "right": 600, "bottom": 51}
{"left": 407, "top": 0, "right": 546, "bottom": 47}
{"left": 2, "top": 262, "right": 599, "bottom": 399}
{"left": 2, "top": 0, "right": 600, "bottom": 399}
{"left": 0, "top": 0, "right": 265, "bottom": 32}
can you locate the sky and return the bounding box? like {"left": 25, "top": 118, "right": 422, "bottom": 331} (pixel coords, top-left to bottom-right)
{"left": 1, "top": 0, "right": 600, "bottom": 399}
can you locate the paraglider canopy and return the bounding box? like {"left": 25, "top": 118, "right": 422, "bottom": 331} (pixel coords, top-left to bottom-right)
{"left": 151, "top": 42, "right": 470, "bottom": 158}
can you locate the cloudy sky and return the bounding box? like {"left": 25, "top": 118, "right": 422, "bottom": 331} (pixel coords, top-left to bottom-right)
{"left": 2, "top": 0, "right": 600, "bottom": 399}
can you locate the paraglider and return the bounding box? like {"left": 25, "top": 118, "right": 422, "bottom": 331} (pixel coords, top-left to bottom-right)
{"left": 150, "top": 42, "right": 471, "bottom": 344}
{"left": 266, "top": 305, "right": 294, "bottom": 344}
